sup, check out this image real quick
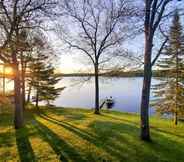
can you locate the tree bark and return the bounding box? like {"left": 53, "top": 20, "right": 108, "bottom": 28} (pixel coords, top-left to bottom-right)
{"left": 35, "top": 89, "right": 39, "bottom": 109}
{"left": 175, "top": 50, "right": 179, "bottom": 125}
{"left": 94, "top": 63, "right": 100, "bottom": 114}
{"left": 174, "top": 112, "right": 178, "bottom": 125}
{"left": 14, "top": 62, "right": 24, "bottom": 129}
{"left": 21, "top": 59, "right": 26, "bottom": 110}
{"left": 3, "top": 65, "right": 5, "bottom": 95}
{"left": 27, "top": 84, "right": 32, "bottom": 103}
{"left": 140, "top": 36, "right": 153, "bottom": 141}
{"left": 22, "top": 72, "right": 25, "bottom": 109}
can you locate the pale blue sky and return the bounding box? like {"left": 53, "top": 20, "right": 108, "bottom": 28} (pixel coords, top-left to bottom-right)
{"left": 46, "top": 1, "right": 184, "bottom": 74}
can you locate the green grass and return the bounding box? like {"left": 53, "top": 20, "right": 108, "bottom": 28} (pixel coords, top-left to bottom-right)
{"left": 0, "top": 107, "right": 184, "bottom": 162}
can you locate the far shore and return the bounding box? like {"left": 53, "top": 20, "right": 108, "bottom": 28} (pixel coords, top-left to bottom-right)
{"left": 57, "top": 69, "right": 170, "bottom": 78}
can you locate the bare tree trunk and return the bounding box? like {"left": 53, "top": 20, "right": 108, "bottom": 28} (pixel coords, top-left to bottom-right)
{"left": 140, "top": 37, "right": 153, "bottom": 141}
{"left": 21, "top": 59, "right": 26, "bottom": 110}
{"left": 175, "top": 50, "right": 179, "bottom": 125}
{"left": 14, "top": 63, "right": 24, "bottom": 129}
{"left": 140, "top": 0, "right": 174, "bottom": 140}
{"left": 46, "top": 100, "right": 50, "bottom": 106}
{"left": 35, "top": 90, "right": 39, "bottom": 109}
{"left": 94, "top": 63, "right": 100, "bottom": 114}
{"left": 174, "top": 112, "right": 178, "bottom": 125}
{"left": 27, "top": 84, "right": 32, "bottom": 103}
{"left": 22, "top": 72, "right": 25, "bottom": 109}
{"left": 3, "top": 65, "right": 5, "bottom": 95}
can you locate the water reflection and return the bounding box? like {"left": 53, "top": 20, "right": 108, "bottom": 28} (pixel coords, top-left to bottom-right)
{"left": 54, "top": 77, "right": 155, "bottom": 114}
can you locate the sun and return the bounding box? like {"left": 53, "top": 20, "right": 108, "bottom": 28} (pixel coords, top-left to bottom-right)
{"left": 5, "top": 67, "right": 13, "bottom": 75}
{"left": 0, "top": 64, "right": 14, "bottom": 78}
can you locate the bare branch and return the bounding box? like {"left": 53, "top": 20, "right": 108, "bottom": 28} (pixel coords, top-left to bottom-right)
{"left": 64, "top": 39, "right": 95, "bottom": 65}
{"left": 153, "top": 0, "right": 172, "bottom": 32}
{"left": 151, "top": 36, "right": 168, "bottom": 66}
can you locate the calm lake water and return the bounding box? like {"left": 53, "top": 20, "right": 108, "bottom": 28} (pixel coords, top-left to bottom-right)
{"left": 54, "top": 77, "right": 156, "bottom": 114}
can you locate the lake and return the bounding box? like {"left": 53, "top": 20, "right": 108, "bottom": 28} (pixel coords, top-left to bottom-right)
{"left": 54, "top": 77, "right": 157, "bottom": 114}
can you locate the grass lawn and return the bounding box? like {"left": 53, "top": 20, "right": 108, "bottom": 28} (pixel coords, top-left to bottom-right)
{"left": 0, "top": 107, "right": 184, "bottom": 162}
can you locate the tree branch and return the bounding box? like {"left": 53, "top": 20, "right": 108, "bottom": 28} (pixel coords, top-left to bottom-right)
{"left": 151, "top": 36, "right": 168, "bottom": 66}
{"left": 64, "top": 39, "right": 95, "bottom": 65}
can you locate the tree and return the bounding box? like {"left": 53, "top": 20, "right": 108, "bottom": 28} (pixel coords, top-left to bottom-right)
{"left": 0, "top": 0, "right": 57, "bottom": 128}
{"left": 152, "top": 11, "right": 184, "bottom": 125}
{"left": 58, "top": 0, "right": 137, "bottom": 114}
{"left": 29, "top": 56, "right": 64, "bottom": 108}
{"left": 140, "top": 0, "right": 182, "bottom": 141}
{"left": 17, "top": 29, "right": 33, "bottom": 109}
{"left": 37, "top": 66, "right": 65, "bottom": 107}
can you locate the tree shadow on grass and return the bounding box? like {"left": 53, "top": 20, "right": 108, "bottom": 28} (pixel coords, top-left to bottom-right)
{"left": 102, "top": 113, "right": 139, "bottom": 126}
{"left": 0, "top": 113, "right": 13, "bottom": 127}
{"left": 38, "top": 112, "right": 184, "bottom": 162}
{"left": 88, "top": 120, "right": 184, "bottom": 162}
{"left": 103, "top": 113, "right": 184, "bottom": 139}
{"left": 16, "top": 126, "right": 36, "bottom": 162}
{"left": 150, "top": 127, "right": 184, "bottom": 139}
{"left": 39, "top": 113, "right": 97, "bottom": 138}
{"left": 33, "top": 118, "right": 87, "bottom": 162}
{"left": 0, "top": 113, "right": 15, "bottom": 148}
{"left": 39, "top": 113, "right": 140, "bottom": 161}
{"left": 41, "top": 108, "right": 88, "bottom": 122}
{"left": 0, "top": 131, "right": 14, "bottom": 147}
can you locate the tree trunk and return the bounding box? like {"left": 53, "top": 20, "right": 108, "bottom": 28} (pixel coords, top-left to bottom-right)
{"left": 3, "top": 65, "right": 5, "bottom": 95}
{"left": 14, "top": 63, "right": 24, "bottom": 129}
{"left": 94, "top": 63, "right": 100, "bottom": 114}
{"left": 47, "top": 100, "right": 50, "bottom": 106}
{"left": 22, "top": 73, "right": 25, "bottom": 109}
{"left": 140, "top": 37, "right": 153, "bottom": 141}
{"left": 174, "top": 112, "right": 178, "bottom": 125}
{"left": 35, "top": 90, "right": 39, "bottom": 109}
{"left": 21, "top": 61, "right": 26, "bottom": 110}
{"left": 27, "top": 84, "right": 32, "bottom": 103}
{"left": 175, "top": 50, "right": 179, "bottom": 125}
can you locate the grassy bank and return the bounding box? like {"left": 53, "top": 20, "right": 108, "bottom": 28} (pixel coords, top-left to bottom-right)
{"left": 0, "top": 107, "right": 184, "bottom": 162}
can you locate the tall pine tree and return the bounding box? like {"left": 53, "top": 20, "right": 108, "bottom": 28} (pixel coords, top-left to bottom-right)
{"left": 152, "top": 11, "right": 184, "bottom": 125}
{"left": 28, "top": 53, "right": 64, "bottom": 108}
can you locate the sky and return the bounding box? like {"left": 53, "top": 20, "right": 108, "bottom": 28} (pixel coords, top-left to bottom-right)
{"left": 49, "top": 33, "right": 145, "bottom": 73}
{"left": 47, "top": 31, "right": 94, "bottom": 73}
{"left": 46, "top": 0, "right": 184, "bottom": 74}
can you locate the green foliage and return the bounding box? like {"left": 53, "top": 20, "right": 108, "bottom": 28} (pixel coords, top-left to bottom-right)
{"left": 152, "top": 11, "right": 184, "bottom": 118}
{"left": 28, "top": 53, "right": 64, "bottom": 105}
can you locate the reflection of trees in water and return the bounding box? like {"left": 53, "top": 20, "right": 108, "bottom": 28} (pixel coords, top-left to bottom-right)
{"left": 100, "top": 76, "right": 139, "bottom": 85}
{"left": 66, "top": 77, "right": 93, "bottom": 89}
{"left": 100, "top": 77, "right": 118, "bottom": 85}
{"left": 65, "top": 76, "right": 111, "bottom": 89}
{"left": 56, "top": 77, "right": 149, "bottom": 112}
{"left": 65, "top": 76, "right": 141, "bottom": 89}
{"left": 62, "top": 76, "right": 144, "bottom": 99}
